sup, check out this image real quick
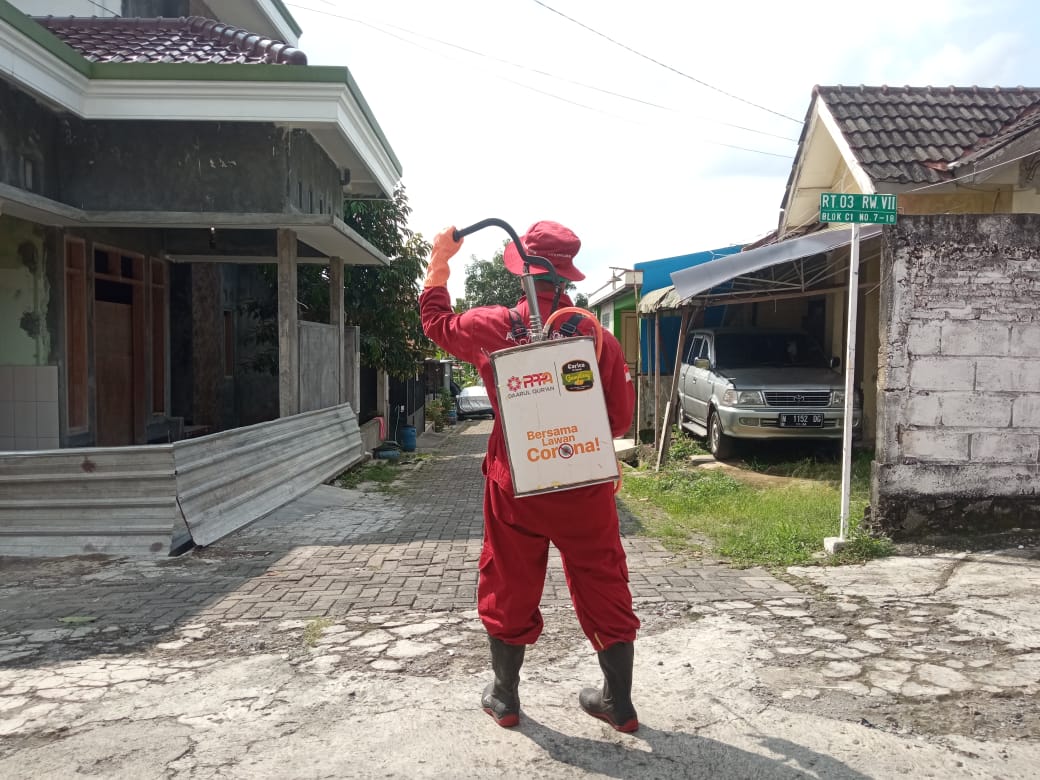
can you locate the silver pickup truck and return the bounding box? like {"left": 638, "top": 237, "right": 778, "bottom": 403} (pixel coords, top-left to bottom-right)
{"left": 677, "top": 328, "right": 861, "bottom": 459}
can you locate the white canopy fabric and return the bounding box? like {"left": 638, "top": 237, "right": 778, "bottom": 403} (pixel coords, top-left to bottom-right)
{"left": 670, "top": 225, "right": 883, "bottom": 302}
{"left": 636, "top": 285, "right": 686, "bottom": 314}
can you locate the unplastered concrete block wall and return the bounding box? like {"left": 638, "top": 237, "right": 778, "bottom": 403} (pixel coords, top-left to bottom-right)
{"left": 872, "top": 214, "right": 1040, "bottom": 538}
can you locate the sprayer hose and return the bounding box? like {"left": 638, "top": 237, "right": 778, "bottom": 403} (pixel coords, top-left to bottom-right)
{"left": 542, "top": 307, "right": 604, "bottom": 361}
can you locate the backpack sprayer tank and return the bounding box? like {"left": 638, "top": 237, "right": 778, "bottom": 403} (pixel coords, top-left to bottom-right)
{"left": 454, "top": 219, "right": 620, "bottom": 498}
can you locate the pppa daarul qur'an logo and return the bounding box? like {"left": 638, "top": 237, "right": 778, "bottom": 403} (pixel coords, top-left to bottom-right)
{"left": 506, "top": 371, "right": 554, "bottom": 399}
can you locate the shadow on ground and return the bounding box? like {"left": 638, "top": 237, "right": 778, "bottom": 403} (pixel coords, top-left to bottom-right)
{"left": 520, "top": 716, "right": 871, "bottom": 779}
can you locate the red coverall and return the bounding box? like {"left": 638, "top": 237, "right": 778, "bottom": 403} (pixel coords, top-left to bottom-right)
{"left": 420, "top": 284, "right": 640, "bottom": 650}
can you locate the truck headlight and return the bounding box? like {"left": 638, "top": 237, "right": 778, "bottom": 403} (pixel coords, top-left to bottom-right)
{"left": 831, "top": 390, "right": 863, "bottom": 408}
{"left": 722, "top": 389, "right": 764, "bottom": 406}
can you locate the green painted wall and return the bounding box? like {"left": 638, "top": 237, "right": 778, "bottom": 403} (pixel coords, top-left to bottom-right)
{"left": 612, "top": 291, "right": 636, "bottom": 339}
{"left": 0, "top": 216, "right": 51, "bottom": 365}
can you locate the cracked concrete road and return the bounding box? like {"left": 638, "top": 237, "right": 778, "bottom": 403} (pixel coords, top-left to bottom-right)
{"left": 1, "top": 421, "right": 1039, "bottom": 778}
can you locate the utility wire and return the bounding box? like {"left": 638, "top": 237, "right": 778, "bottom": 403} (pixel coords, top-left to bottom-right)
{"left": 284, "top": 3, "right": 794, "bottom": 150}
{"left": 530, "top": 0, "right": 802, "bottom": 124}
{"left": 315, "top": 5, "right": 796, "bottom": 142}
{"left": 87, "top": 0, "right": 120, "bottom": 16}
{"left": 295, "top": 5, "right": 619, "bottom": 116}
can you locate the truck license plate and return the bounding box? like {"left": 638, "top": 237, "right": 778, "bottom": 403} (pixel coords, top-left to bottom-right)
{"left": 779, "top": 413, "right": 824, "bottom": 428}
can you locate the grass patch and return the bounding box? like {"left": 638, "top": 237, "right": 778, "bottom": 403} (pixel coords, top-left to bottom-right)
{"left": 829, "top": 532, "right": 895, "bottom": 564}
{"left": 303, "top": 617, "right": 333, "bottom": 646}
{"left": 622, "top": 448, "right": 891, "bottom": 568}
{"left": 336, "top": 461, "right": 400, "bottom": 490}
{"left": 668, "top": 426, "right": 710, "bottom": 459}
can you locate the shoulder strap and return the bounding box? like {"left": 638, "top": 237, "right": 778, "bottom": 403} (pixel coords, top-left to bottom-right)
{"left": 510, "top": 310, "right": 586, "bottom": 341}
{"left": 557, "top": 312, "right": 584, "bottom": 337}
{"left": 507, "top": 308, "right": 529, "bottom": 342}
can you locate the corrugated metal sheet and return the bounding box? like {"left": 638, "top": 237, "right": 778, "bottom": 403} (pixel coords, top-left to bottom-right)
{"left": 0, "top": 446, "right": 184, "bottom": 557}
{"left": 0, "top": 404, "right": 365, "bottom": 557}
{"left": 172, "top": 403, "right": 364, "bottom": 547}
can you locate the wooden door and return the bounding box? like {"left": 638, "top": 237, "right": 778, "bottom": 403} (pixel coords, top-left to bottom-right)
{"left": 620, "top": 310, "right": 640, "bottom": 437}
{"left": 95, "top": 301, "right": 134, "bottom": 446}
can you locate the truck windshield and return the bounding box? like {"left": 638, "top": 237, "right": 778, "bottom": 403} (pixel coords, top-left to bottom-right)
{"left": 714, "top": 333, "right": 828, "bottom": 369}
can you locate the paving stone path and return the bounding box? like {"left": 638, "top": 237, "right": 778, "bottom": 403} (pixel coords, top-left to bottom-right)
{"left": 3, "top": 422, "right": 1040, "bottom": 776}
{"left": 0, "top": 420, "right": 795, "bottom": 635}
{"left": 200, "top": 419, "right": 796, "bottom": 618}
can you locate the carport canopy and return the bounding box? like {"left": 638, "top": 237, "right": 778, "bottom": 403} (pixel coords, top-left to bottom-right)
{"left": 670, "top": 224, "right": 882, "bottom": 304}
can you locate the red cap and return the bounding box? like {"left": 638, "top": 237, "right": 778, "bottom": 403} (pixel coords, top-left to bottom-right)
{"left": 503, "top": 221, "right": 585, "bottom": 282}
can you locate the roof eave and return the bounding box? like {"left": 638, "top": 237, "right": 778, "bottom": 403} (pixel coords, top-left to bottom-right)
{"left": 815, "top": 99, "right": 876, "bottom": 195}
{"left": 0, "top": 181, "right": 388, "bottom": 265}
{"left": 588, "top": 283, "right": 636, "bottom": 308}
{"left": 203, "top": 0, "right": 302, "bottom": 46}
{"left": 1, "top": 13, "right": 401, "bottom": 197}
{"left": 779, "top": 93, "right": 876, "bottom": 237}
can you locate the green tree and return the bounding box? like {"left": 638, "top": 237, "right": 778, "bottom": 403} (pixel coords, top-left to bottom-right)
{"left": 463, "top": 246, "right": 518, "bottom": 308}
{"left": 241, "top": 186, "right": 431, "bottom": 380}
{"left": 574, "top": 292, "right": 589, "bottom": 309}
{"left": 461, "top": 243, "right": 584, "bottom": 310}
{"left": 339, "top": 189, "right": 432, "bottom": 378}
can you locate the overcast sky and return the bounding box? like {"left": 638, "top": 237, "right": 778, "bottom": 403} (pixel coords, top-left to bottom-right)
{"left": 285, "top": 0, "right": 1037, "bottom": 303}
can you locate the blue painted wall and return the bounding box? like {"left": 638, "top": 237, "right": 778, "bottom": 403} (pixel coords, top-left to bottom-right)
{"left": 635, "top": 245, "right": 742, "bottom": 374}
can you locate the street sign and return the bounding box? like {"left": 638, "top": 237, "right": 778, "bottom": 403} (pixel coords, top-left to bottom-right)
{"left": 820, "top": 192, "right": 897, "bottom": 224}
{"left": 817, "top": 191, "right": 900, "bottom": 552}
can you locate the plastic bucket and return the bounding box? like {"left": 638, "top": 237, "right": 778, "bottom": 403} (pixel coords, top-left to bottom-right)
{"left": 400, "top": 425, "right": 417, "bottom": 452}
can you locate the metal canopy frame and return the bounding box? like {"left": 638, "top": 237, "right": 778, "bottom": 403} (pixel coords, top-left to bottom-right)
{"left": 671, "top": 225, "right": 883, "bottom": 304}
{"left": 640, "top": 230, "right": 884, "bottom": 466}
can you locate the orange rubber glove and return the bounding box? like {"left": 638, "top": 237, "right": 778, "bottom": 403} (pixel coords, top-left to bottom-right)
{"left": 424, "top": 227, "right": 463, "bottom": 288}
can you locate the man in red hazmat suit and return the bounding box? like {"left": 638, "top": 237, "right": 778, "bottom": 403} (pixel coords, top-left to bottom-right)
{"left": 419, "top": 220, "right": 641, "bottom": 733}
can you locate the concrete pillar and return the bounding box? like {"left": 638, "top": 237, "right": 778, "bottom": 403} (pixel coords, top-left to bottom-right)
{"left": 862, "top": 255, "right": 881, "bottom": 444}
{"left": 191, "top": 264, "right": 222, "bottom": 429}
{"left": 277, "top": 228, "right": 299, "bottom": 417}
{"left": 329, "top": 256, "right": 346, "bottom": 405}
{"left": 376, "top": 369, "right": 389, "bottom": 419}
{"left": 344, "top": 325, "right": 361, "bottom": 414}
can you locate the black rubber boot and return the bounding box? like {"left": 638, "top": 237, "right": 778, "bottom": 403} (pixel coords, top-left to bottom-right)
{"left": 481, "top": 636, "right": 525, "bottom": 727}
{"left": 579, "top": 641, "right": 638, "bottom": 733}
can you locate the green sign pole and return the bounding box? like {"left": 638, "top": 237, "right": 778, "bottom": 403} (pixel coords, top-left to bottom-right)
{"left": 820, "top": 193, "right": 897, "bottom": 552}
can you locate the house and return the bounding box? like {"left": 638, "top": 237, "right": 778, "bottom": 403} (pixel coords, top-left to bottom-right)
{"left": 0, "top": 0, "right": 403, "bottom": 554}
{"left": 671, "top": 85, "right": 1040, "bottom": 538}
{"left": 590, "top": 247, "right": 741, "bottom": 439}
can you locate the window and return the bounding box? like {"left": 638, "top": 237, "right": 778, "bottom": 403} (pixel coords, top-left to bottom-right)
{"left": 686, "top": 336, "right": 711, "bottom": 366}
{"left": 65, "top": 240, "right": 88, "bottom": 430}
{"left": 714, "top": 332, "right": 828, "bottom": 370}
{"left": 21, "top": 155, "right": 38, "bottom": 192}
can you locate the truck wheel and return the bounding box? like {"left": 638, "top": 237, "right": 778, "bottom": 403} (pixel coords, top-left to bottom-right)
{"left": 708, "top": 410, "right": 735, "bottom": 460}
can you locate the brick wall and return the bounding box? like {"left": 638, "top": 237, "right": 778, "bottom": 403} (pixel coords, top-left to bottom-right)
{"left": 872, "top": 214, "right": 1040, "bottom": 538}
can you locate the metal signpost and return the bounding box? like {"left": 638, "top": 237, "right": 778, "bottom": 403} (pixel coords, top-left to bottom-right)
{"left": 820, "top": 193, "right": 897, "bottom": 551}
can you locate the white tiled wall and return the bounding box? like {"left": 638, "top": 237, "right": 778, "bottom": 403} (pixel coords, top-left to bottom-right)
{"left": 0, "top": 365, "right": 60, "bottom": 451}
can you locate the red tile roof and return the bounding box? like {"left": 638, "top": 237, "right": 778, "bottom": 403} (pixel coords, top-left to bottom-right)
{"left": 34, "top": 15, "right": 307, "bottom": 65}
{"left": 815, "top": 85, "right": 1040, "bottom": 184}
